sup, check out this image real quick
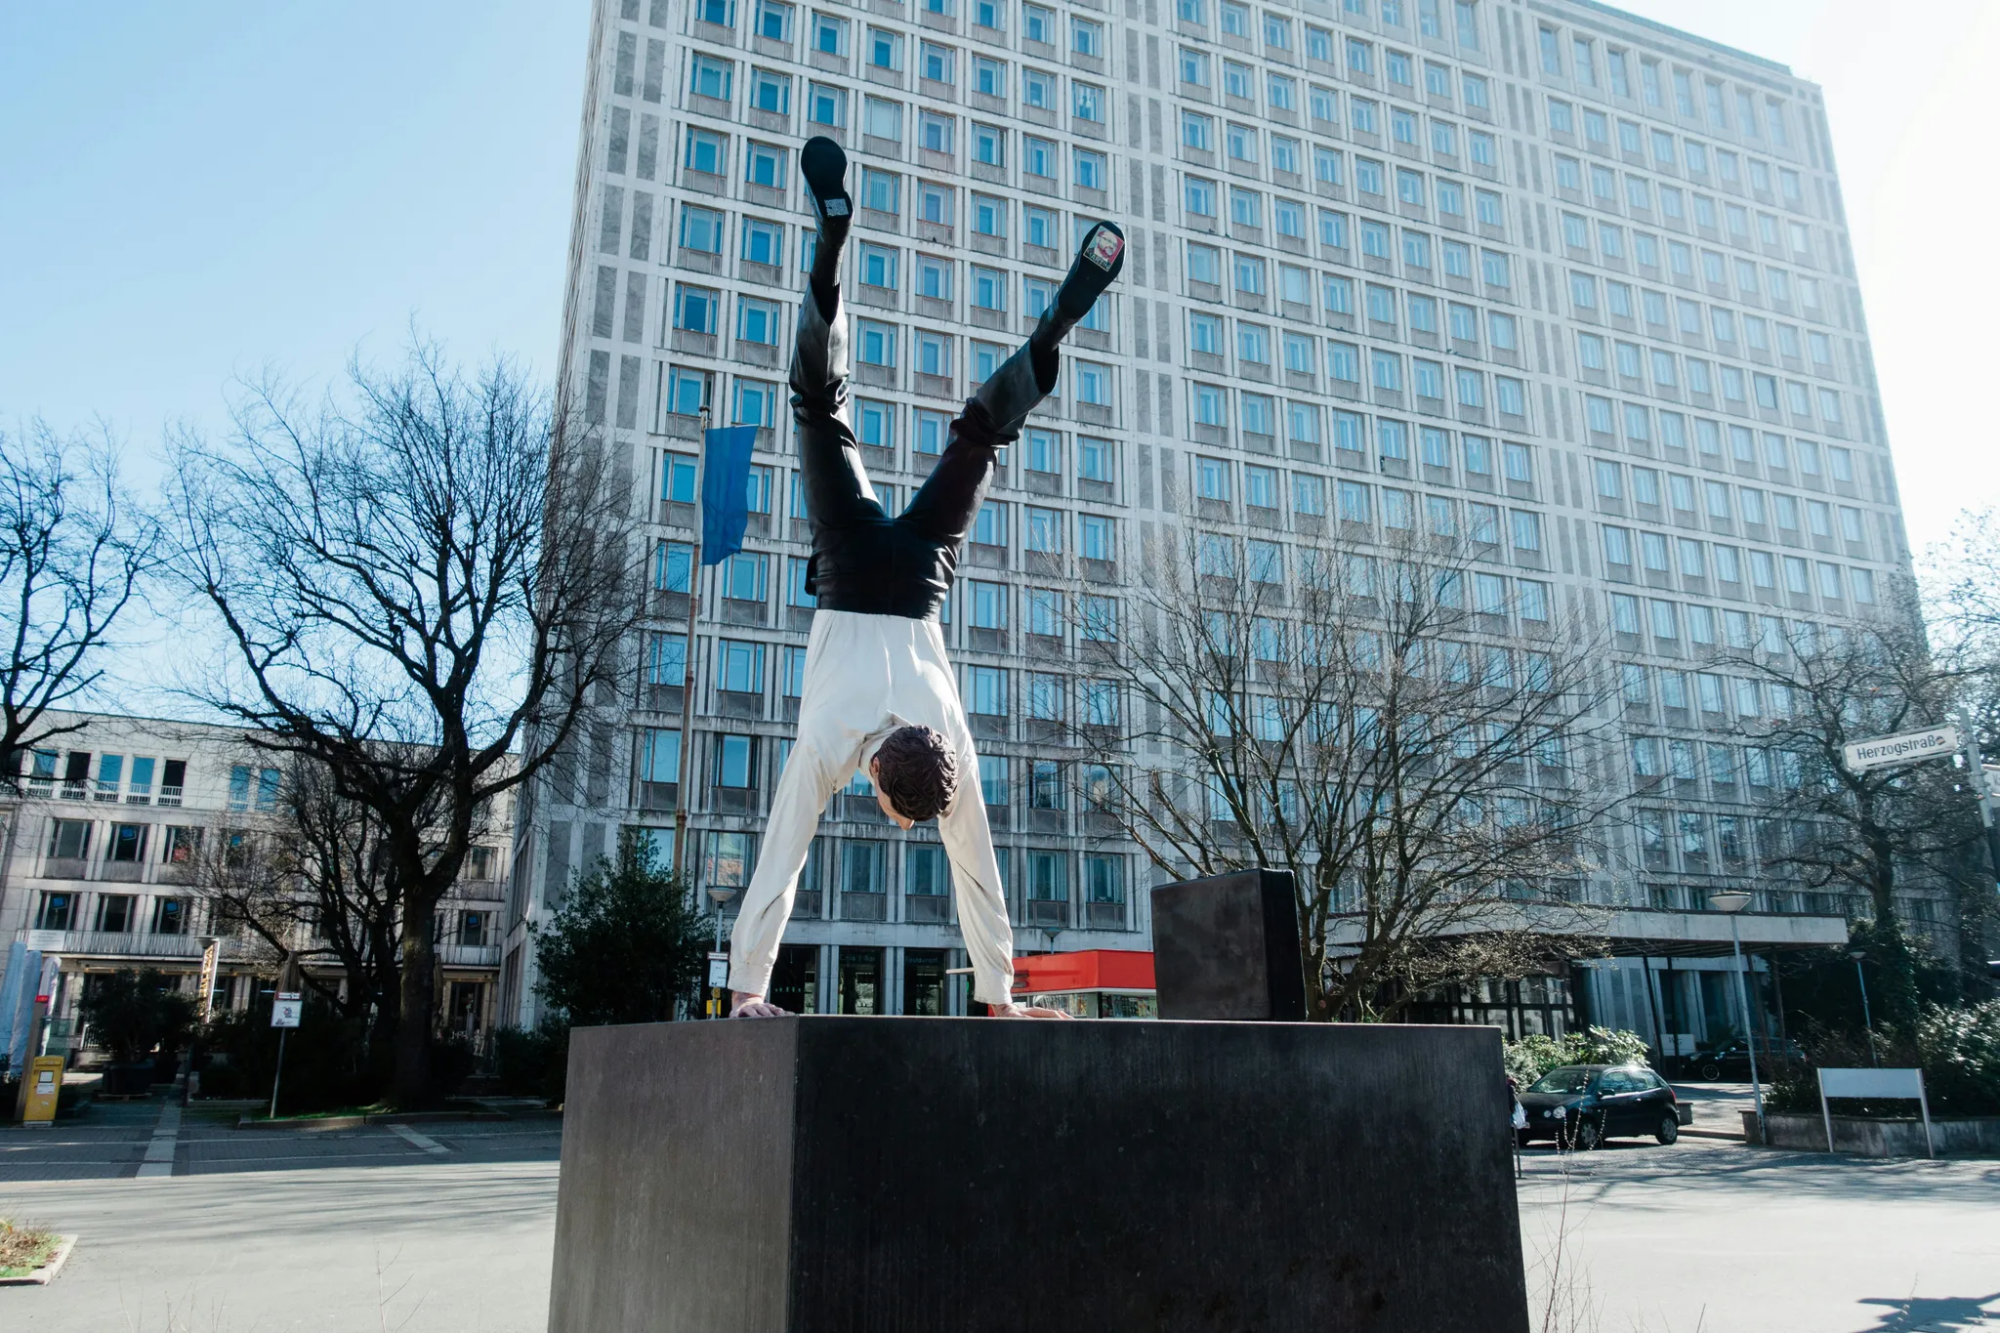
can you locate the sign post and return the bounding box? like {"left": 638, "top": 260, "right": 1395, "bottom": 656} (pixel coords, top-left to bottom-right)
{"left": 1817, "top": 1067, "right": 1932, "bottom": 1157}
{"left": 1841, "top": 725, "right": 1961, "bottom": 774}
{"left": 268, "top": 991, "right": 301, "bottom": 1121}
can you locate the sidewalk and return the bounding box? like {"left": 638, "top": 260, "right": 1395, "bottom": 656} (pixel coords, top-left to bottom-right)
{"left": 1669, "top": 1080, "right": 1757, "bottom": 1139}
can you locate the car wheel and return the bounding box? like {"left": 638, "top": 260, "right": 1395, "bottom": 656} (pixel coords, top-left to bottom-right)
{"left": 1655, "top": 1113, "right": 1680, "bottom": 1145}
{"left": 1698, "top": 1061, "right": 1722, "bottom": 1081}
{"left": 1568, "top": 1117, "right": 1603, "bottom": 1152}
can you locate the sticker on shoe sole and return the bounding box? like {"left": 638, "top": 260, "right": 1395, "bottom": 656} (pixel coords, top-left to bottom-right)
{"left": 1084, "top": 228, "right": 1123, "bottom": 270}
{"left": 822, "top": 198, "right": 850, "bottom": 217}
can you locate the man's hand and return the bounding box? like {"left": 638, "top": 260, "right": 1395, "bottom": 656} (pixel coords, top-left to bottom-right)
{"left": 987, "top": 1001, "right": 1073, "bottom": 1019}
{"left": 730, "top": 991, "right": 788, "bottom": 1018}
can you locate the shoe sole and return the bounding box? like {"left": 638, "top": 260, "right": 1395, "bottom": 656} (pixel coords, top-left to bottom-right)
{"left": 1058, "top": 221, "right": 1125, "bottom": 316}
{"left": 801, "top": 137, "right": 851, "bottom": 220}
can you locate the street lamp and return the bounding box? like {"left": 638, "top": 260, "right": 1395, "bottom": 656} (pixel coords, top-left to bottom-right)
{"left": 1849, "top": 949, "right": 1879, "bottom": 1067}
{"left": 1709, "top": 891, "right": 1764, "bottom": 1142}
{"left": 707, "top": 886, "right": 737, "bottom": 1018}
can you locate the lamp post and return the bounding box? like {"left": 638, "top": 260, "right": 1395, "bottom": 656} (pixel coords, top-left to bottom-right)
{"left": 707, "top": 885, "right": 737, "bottom": 1018}
{"left": 1849, "top": 949, "right": 1878, "bottom": 1067}
{"left": 1709, "top": 891, "right": 1763, "bottom": 1141}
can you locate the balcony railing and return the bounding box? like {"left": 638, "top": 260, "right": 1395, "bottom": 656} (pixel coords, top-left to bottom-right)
{"left": 436, "top": 943, "right": 503, "bottom": 969}
{"left": 39, "top": 930, "right": 208, "bottom": 959}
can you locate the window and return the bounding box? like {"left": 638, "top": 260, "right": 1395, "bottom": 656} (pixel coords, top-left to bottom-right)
{"left": 716, "top": 639, "right": 767, "bottom": 694}
{"left": 691, "top": 54, "right": 734, "bottom": 101}
{"left": 719, "top": 552, "right": 768, "bottom": 602}
{"left": 806, "top": 80, "right": 849, "bottom": 127}
{"left": 1022, "top": 66, "right": 1056, "bottom": 110}
{"left": 756, "top": 0, "right": 795, "bottom": 37}
{"left": 47, "top": 818, "right": 90, "bottom": 862}
{"left": 967, "top": 665, "right": 1008, "bottom": 715}
{"left": 1327, "top": 341, "right": 1358, "bottom": 383}
{"left": 683, "top": 124, "right": 727, "bottom": 175}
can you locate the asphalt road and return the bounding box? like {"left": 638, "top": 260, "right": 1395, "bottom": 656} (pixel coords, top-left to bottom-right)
{"left": 2, "top": 1093, "right": 1996, "bottom": 1332}
{"left": 1, "top": 1100, "right": 562, "bottom": 1332}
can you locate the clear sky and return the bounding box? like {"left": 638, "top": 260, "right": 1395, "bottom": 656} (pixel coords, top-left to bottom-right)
{"left": 2, "top": 0, "right": 1995, "bottom": 561}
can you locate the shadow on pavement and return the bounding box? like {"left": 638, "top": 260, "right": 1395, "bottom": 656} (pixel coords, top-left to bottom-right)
{"left": 1519, "top": 1138, "right": 2000, "bottom": 1207}
{"left": 1850, "top": 1289, "right": 2000, "bottom": 1332}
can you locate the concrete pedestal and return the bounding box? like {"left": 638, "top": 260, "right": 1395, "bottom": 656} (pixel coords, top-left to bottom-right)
{"left": 550, "top": 1018, "right": 1529, "bottom": 1333}
{"left": 1151, "top": 869, "right": 1307, "bottom": 1020}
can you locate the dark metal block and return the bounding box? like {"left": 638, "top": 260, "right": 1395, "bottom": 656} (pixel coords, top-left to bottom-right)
{"left": 550, "top": 1018, "right": 1529, "bottom": 1333}
{"left": 1150, "top": 868, "right": 1308, "bottom": 1020}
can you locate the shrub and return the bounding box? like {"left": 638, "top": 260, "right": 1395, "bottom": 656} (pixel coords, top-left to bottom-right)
{"left": 1915, "top": 1000, "right": 2000, "bottom": 1116}
{"left": 493, "top": 1023, "right": 570, "bottom": 1104}
{"left": 1761, "top": 1003, "right": 2000, "bottom": 1118}
{"left": 76, "top": 969, "right": 197, "bottom": 1068}
{"left": 532, "top": 832, "right": 711, "bottom": 1027}
{"left": 195, "top": 1002, "right": 379, "bottom": 1111}
{"left": 1503, "top": 1026, "right": 1651, "bottom": 1086}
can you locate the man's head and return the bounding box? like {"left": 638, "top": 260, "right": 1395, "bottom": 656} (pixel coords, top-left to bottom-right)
{"left": 869, "top": 725, "right": 958, "bottom": 828}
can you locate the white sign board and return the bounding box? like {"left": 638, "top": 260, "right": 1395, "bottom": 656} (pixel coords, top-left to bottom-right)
{"left": 270, "top": 992, "right": 302, "bottom": 1029}
{"left": 1818, "top": 1066, "right": 1931, "bottom": 1157}
{"left": 24, "top": 930, "right": 65, "bottom": 953}
{"left": 707, "top": 953, "right": 730, "bottom": 989}
{"left": 1842, "top": 726, "right": 1960, "bottom": 774}
{"left": 1819, "top": 1067, "right": 1923, "bottom": 1100}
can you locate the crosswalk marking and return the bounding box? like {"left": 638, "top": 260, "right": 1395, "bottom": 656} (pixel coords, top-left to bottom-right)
{"left": 136, "top": 1102, "right": 181, "bottom": 1178}
{"left": 385, "top": 1123, "right": 449, "bottom": 1155}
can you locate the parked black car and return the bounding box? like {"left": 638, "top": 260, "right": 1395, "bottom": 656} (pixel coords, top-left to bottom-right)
{"left": 1517, "top": 1064, "right": 1690, "bottom": 1150}
{"left": 1689, "top": 1038, "right": 1808, "bottom": 1082}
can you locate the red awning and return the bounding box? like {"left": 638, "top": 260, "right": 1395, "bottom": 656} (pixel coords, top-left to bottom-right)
{"left": 1011, "top": 949, "right": 1156, "bottom": 993}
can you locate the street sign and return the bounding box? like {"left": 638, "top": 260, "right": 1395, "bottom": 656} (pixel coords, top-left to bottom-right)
{"left": 1843, "top": 725, "right": 1961, "bottom": 774}
{"left": 707, "top": 952, "right": 730, "bottom": 989}
{"left": 270, "top": 992, "right": 302, "bottom": 1029}
{"left": 24, "top": 930, "right": 64, "bottom": 953}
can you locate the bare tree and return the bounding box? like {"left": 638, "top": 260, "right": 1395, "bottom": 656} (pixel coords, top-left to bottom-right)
{"left": 1711, "top": 593, "right": 1986, "bottom": 1022}
{"left": 166, "top": 341, "right": 640, "bottom": 1105}
{"left": 1923, "top": 507, "right": 2000, "bottom": 982}
{"left": 1076, "top": 523, "right": 1615, "bottom": 1021}
{"left": 190, "top": 754, "right": 416, "bottom": 1051}
{"left": 0, "top": 422, "right": 153, "bottom": 785}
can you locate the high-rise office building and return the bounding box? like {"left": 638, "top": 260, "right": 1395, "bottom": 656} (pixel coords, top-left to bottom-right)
{"left": 506, "top": 0, "right": 1922, "bottom": 1043}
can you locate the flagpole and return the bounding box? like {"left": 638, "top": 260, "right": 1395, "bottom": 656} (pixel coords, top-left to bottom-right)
{"left": 674, "top": 401, "right": 708, "bottom": 884}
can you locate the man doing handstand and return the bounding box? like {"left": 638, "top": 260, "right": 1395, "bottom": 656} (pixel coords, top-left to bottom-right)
{"left": 728, "top": 136, "right": 1124, "bottom": 1019}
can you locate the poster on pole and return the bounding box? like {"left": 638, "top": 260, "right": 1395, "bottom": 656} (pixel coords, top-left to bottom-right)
{"left": 197, "top": 940, "right": 221, "bottom": 1024}
{"left": 271, "top": 992, "right": 302, "bottom": 1029}
{"left": 707, "top": 952, "right": 730, "bottom": 989}
{"left": 1842, "top": 726, "right": 1960, "bottom": 774}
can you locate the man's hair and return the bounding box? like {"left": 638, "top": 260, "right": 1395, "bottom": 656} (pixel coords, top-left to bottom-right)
{"left": 873, "top": 725, "right": 959, "bottom": 823}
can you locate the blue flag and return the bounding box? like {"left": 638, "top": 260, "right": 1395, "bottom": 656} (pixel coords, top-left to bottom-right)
{"left": 700, "top": 424, "right": 758, "bottom": 565}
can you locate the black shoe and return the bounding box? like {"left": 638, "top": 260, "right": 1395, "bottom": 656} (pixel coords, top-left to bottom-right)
{"left": 1029, "top": 221, "right": 1125, "bottom": 368}
{"left": 801, "top": 136, "right": 852, "bottom": 236}
{"left": 1057, "top": 220, "right": 1125, "bottom": 319}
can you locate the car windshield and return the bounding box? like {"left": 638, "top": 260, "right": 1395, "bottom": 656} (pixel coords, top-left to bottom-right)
{"left": 1528, "top": 1067, "right": 1594, "bottom": 1095}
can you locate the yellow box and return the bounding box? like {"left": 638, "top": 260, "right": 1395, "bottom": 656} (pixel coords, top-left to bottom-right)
{"left": 22, "top": 1055, "right": 64, "bottom": 1125}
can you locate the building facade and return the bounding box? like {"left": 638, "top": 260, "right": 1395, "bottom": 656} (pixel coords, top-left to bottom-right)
{"left": 511, "top": 0, "right": 1923, "bottom": 1039}
{"left": 0, "top": 712, "right": 511, "bottom": 1069}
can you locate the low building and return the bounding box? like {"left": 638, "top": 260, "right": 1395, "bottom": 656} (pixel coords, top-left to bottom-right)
{"left": 0, "top": 710, "right": 511, "bottom": 1071}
